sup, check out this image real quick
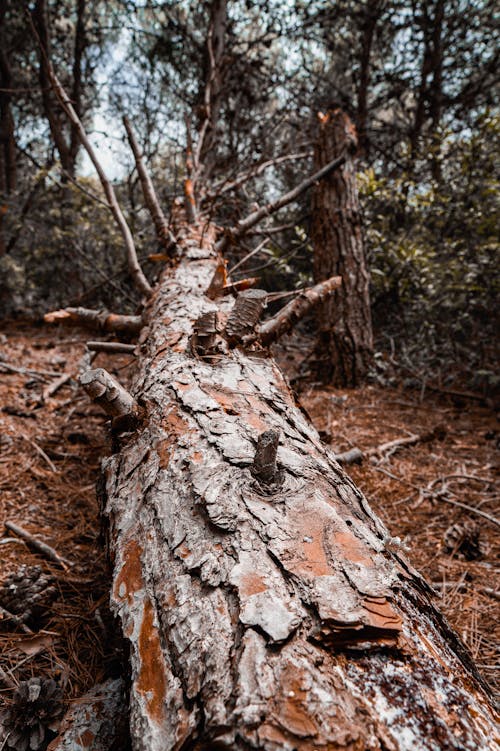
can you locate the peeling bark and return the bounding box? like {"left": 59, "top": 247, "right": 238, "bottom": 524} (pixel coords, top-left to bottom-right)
{"left": 97, "top": 223, "right": 497, "bottom": 751}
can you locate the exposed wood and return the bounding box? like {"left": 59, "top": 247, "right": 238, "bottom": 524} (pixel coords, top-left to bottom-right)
{"left": 86, "top": 341, "right": 137, "bottom": 355}
{"left": 97, "top": 224, "right": 496, "bottom": 750}
{"left": 312, "top": 108, "right": 373, "bottom": 385}
{"left": 221, "top": 277, "right": 260, "bottom": 295}
{"left": 47, "top": 678, "right": 127, "bottom": 751}
{"left": 4, "top": 521, "right": 72, "bottom": 570}
{"left": 44, "top": 307, "right": 143, "bottom": 336}
{"left": 123, "top": 115, "right": 177, "bottom": 256}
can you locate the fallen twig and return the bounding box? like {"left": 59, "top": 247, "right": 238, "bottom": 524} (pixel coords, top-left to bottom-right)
{"left": 22, "top": 436, "right": 58, "bottom": 473}
{"left": 336, "top": 427, "right": 445, "bottom": 465}
{"left": 0, "top": 361, "right": 63, "bottom": 379}
{"left": 41, "top": 372, "right": 72, "bottom": 402}
{"left": 5, "top": 521, "right": 73, "bottom": 570}
{"left": 435, "top": 496, "right": 500, "bottom": 529}
{"left": 0, "top": 665, "right": 17, "bottom": 689}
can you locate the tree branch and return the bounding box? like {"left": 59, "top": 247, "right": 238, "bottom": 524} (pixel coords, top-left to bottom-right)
{"left": 217, "top": 154, "right": 346, "bottom": 251}
{"left": 37, "top": 47, "right": 152, "bottom": 297}
{"left": 44, "top": 307, "right": 143, "bottom": 336}
{"left": 208, "top": 151, "right": 312, "bottom": 198}
{"left": 246, "top": 275, "right": 342, "bottom": 347}
{"left": 123, "top": 116, "right": 177, "bottom": 255}
{"left": 80, "top": 368, "right": 137, "bottom": 420}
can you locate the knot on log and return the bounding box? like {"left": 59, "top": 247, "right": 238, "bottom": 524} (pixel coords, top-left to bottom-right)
{"left": 251, "top": 429, "right": 282, "bottom": 492}
{"left": 80, "top": 368, "right": 138, "bottom": 431}
{"left": 225, "top": 289, "right": 268, "bottom": 345}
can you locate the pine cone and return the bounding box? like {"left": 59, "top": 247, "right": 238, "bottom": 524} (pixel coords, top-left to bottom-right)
{"left": 0, "top": 678, "right": 63, "bottom": 751}
{"left": 443, "top": 521, "right": 483, "bottom": 560}
{"left": 0, "top": 566, "right": 58, "bottom": 624}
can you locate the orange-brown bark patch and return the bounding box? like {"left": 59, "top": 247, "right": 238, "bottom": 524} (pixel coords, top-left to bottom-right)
{"left": 175, "top": 542, "right": 192, "bottom": 560}
{"left": 158, "top": 408, "right": 192, "bottom": 467}
{"left": 137, "top": 597, "right": 167, "bottom": 724}
{"left": 113, "top": 539, "right": 144, "bottom": 605}
{"left": 292, "top": 515, "right": 331, "bottom": 576}
{"left": 76, "top": 729, "right": 95, "bottom": 747}
{"left": 238, "top": 571, "right": 268, "bottom": 597}
{"left": 362, "top": 597, "right": 402, "bottom": 631}
{"left": 204, "top": 387, "right": 240, "bottom": 414}
{"left": 332, "top": 530, "right": 373, "bottom": 566}
{"left": 275, "top": 667, "right": 319, "bottom": 738}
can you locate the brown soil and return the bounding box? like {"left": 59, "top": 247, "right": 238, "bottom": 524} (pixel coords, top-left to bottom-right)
{"left": 0, "top": 323, "right": 498, "bottom": 724}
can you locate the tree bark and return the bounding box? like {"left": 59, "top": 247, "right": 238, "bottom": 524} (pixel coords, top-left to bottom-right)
{"left": 311, "top": 108, "right": 373, "bottom": 386}
{"left": 96, "top": 221, "right": 496, "bottom": 751}
{"left": 0, "top": 13, "right": 16, "bottom": 197}
{"left": 32, "top": 0, "right": 74, "bottom": 176}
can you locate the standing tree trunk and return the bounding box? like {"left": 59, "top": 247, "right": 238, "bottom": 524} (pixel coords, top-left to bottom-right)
{"left": 89, "top": 219, "right": 496, "bottom": 751}
{"left": 311, "top": 108, "right": 373, "bottom": 386}
{"left": 0, "top": 1, "right": 16, "bottom": 197}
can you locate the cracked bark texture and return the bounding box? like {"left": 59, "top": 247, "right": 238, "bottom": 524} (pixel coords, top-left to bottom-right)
{"left": 100, "top": 225, "right": 497, "bottom": 751}
{"left": 312, "top": 108, "right": 373, "bottom": 386}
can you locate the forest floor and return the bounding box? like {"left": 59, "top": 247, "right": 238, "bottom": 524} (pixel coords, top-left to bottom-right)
{"left": 0, "top": 323, "right": 498, "bottom": 727}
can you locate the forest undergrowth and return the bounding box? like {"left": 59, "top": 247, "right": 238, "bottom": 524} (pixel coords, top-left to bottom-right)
{"left": 0, "top": 322, "right": 498, "bottom": 728}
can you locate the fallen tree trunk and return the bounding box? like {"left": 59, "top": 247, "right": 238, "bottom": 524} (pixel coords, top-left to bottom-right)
{"left": 96, "top": 223, "right": 497, "bottom": 751}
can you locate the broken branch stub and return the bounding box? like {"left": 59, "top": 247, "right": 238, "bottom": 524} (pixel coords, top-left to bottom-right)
{"left": 251, "top": 429, "right": 281, "bottom": 489}
{"left": 80, "top": 369, "right": 137, "bottom": 427}
{"left": 224, "top": 288, "right": 267, "bottom": 344}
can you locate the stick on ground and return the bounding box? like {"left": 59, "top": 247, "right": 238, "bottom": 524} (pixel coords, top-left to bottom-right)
{"left": 5, "top": 521, "right": 72, "bottom": 570}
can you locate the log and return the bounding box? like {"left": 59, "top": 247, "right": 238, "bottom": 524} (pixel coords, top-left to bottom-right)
{"left": 97, "top": 223, "right": 496, "bottom": 751}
